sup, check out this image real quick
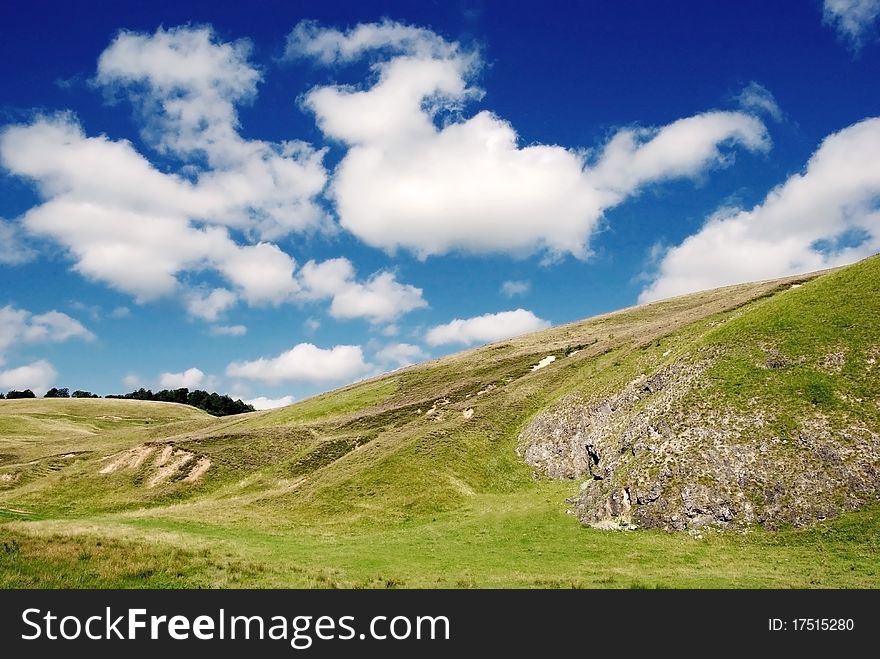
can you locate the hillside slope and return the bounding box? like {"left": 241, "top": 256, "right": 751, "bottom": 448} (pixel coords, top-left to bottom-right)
{"left": 1, "top": 257, "right": 878, "bottom": 587}
{"left": 523, "top": 257, "right": 880, "bottom": 530}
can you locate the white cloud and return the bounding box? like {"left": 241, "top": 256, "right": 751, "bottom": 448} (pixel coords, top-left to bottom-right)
{"left": 296, "top": 257, "right": 353, "bottom": 299}
{"left": 96, "top": 27, "right": 259, "bottom": 158}
{"left": 289, "top": 20, "right": 769, "bottom": 260}
{"left": 297, "top": 257, "right": 427, "bottom": 323}
{"left": 216, "top": 241, "right": 300, "bottom": 306}
{"left": 0, "top": 360, "right": 57, "bottom": 396}
{"left": 426, "top": 308, "right": 551, "bottom": 346}
{"left": 96, "top": 26, "right": 329, "bottom": 237}
{"left": 209, "top": 324, "right": 247, "bottom": 337}
{"left": 376, "top": 342, "right": 428, "bottom": 367}
{"left": 285, "top": 19, "right": 462, "bottom": 64}
{"left": 1, "top": 26, "right": 325, "bottom": 313}
{"left": 0, "top": 219, "right": 36, "bottom": 265}
{"left": 0, "top": 305, "right": 94, "bottom": 360}
{"left": 158, "top": 367, "right": 205, "bottom": 389}
{"left": 303, "top": 317, "right": 321, "bottom": 333}
{"left": 185, "top": 287, "right": 237, "bottom": 322}
{"left": 583, "top": 113, "right": 768, "bottom": 194}
{"left": 500, "top": 280, "right": 530, "bottom": 297}
{"left": 640, "top": 117, "right": 880, "bottom": 302}
{"left": 2, "top": 115, "right": 302, "bottom": 305}
{"left": 110, "top": 306, "right": 131, "bottom": 319}
{"left": 823, "top": 0, "right": 880, "bottom": 48}
{"left": 24, "top": 311, "right": 94, "bottom": 344}
{"left": 245, "top": 395, "right": 295, "bottom": 410}
{"left": 122, "top": 374, "right": 142, "bottom": 389}
{"left": 380, "top": 324, "right": 399, "bottom": 337}
{"left": 329, "top": 272, "right": 426, "bottom": 322}
{"left": 736, "top": 82, "right": 782, "bottom": 122}
{"left": 226, "top": 343, "right": 370, "bottom": 384}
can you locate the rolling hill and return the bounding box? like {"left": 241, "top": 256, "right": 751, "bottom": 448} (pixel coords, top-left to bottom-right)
{"left": 1, "top": 255, "right": 879, "bottom": 588}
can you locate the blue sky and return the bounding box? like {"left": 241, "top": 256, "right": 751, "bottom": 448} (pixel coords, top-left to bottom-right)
{"left": 1, "top": 1, "right": 879, "bottom": 407}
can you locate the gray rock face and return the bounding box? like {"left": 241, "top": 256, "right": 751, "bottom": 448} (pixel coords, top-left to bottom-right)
{"left": 518, "top": 361, "right": 880, "bottom": 531}
{"left": 518, "top": 364, "right": 703, "bottom": 483}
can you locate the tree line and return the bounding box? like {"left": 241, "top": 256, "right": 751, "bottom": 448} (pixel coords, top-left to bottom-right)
{"left": 1, "top": 387, "right": 255, "bottom": 416}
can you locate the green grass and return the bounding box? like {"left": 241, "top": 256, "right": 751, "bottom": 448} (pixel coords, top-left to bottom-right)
{"left": 1, "top": 257, "right": 879, "bottom": 588}
{"left": 3, "top": 488, "right": 878, "bottom": 588}
{"left": 694, "top": 256, "right": 880, "bottom": 435}
{"left": 252, "top": 377, "right": 400, "bottom": 425}
{"left": 0, "top": 527, "right": 268, "bottom": 588}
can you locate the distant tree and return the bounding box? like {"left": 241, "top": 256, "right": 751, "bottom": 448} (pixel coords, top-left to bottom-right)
{"left": 187, "top": 389, "right": 209, "bottom": 409}
{"left": 127, "top": 388, "right": 153, "bottom": 401}
{"left": 174, "top": 388, "right": 189, "bottom": 405}
{"left": 0, "top": 392, "right": 5, "bottom": 399}
{"left": 6, "top": 389, "right": 36, "bottom": 399}
{"left": 106, "top": 388, "right": 151, "bottom": 400}
{"left": 154, "top": 388, "right": 189, "bottom": 405}
{"left": 44, "top": 387, "right": 70, "bottom": 398}
{"left": 104, "top": 387, "right": 254, "bottom": 416}
{"left": 71, "top": 390, "right": 100, "bottom": 398}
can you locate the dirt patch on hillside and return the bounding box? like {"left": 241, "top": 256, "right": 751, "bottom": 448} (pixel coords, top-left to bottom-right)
{"left": 99, "top": 443, "right": 210, "bottom": 487}
{"left": 147, "top": 450, "right": 194, "bottom": 488}
{"left": 183, "top": 457, "right": 211, "bottom": 483}
{"left": 154, "top": 445, "right": 174, "bottom": 467}
{"left": 99, "top": 446, "right": 155, "bottom": 474}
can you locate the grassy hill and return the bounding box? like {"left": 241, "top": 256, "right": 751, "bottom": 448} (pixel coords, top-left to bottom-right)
{"left": 1, "top": 256, "right": 879, "bottom": 588}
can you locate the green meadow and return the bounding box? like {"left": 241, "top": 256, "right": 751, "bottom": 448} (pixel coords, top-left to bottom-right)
{"left": 2, "top": 257, "right": 879, "bottom": 588}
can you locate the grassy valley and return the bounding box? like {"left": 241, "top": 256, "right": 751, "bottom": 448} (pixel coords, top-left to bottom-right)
{"left": 1, "top": 257, "right": 879, "bottom": 588}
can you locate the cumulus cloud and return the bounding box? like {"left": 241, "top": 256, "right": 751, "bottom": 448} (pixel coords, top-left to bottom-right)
{"left": 217, "top": 242, "right": 301, "bottom": 306}
{"left": 96, "top": 26, "right": 328, "bottom": 237}
{"left": 285, "top": 19, "right": 462, "bottom": 64}
{"left": 288, "top": 20, "right": 769, "bottom": 260}
{"left": 209, "top": 324, "right": 247, "bottom": 337}
{"left": 0, "top": 219, "right": 36, "bottom": 265}
{"left": 500, "top": 280, "right": 530, "bottom": 297}
{"left": 2, "top": 114, "right": 303, "bottom": 306}
{"left": 0, "top": 360, "right": 57, "bottom": 396}
{"left": 736, "top": 82, "right": 782, "bottom": 122}
{"left": 583, "top": 113, "right": 767, "bottom": 194}
{"left": 426, "top": 308, "right": 550, "bottom": 346}
{"left": 158, "top": 367, "right": 205, "bottom": 389}
{"left": 245, "top": 395, "right": 295, "bottom": 410}
{"left": 297, "top": 257, "right": 427, "bottom": 323}
{"left": 20, "top": 311, "right": 94, "bottom": 344}
{"left": 823, "top": 0, "right": 880, "bottom": 48}
{"left": 375, "top": 342, "right": 428, "bottom": 367}
{"left": 184, "top": 287, "right": 237, "bottom": 322}
{"left": 0, "top": 305, "right": 94, "bottom": 360}
{"left": 640, "top": 117, "right": 880, "bottom": 302}
{"left": 122, "top": 373, "right": 142, "bottom": 389}
{"left": 226, "top": 343, "right": 370, "bottom": 384}
{"left": 1, "top": 26, "right": 324, "bottom": 311}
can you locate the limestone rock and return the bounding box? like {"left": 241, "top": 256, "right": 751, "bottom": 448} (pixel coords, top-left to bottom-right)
{"left": 518, "top": 360, "right": 880, "bottom": 531}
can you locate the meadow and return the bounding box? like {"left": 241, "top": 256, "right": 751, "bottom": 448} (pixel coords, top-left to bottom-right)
{"left": 2, "top": 257, "right": 879, "bottom": 588}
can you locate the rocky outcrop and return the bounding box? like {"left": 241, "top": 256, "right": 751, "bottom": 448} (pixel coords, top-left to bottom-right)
{"left": 518, "top": 360, "right": 880, "bottom": 531}
{"left": 518, "top": 361, "right": 706, "bottom": 482}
